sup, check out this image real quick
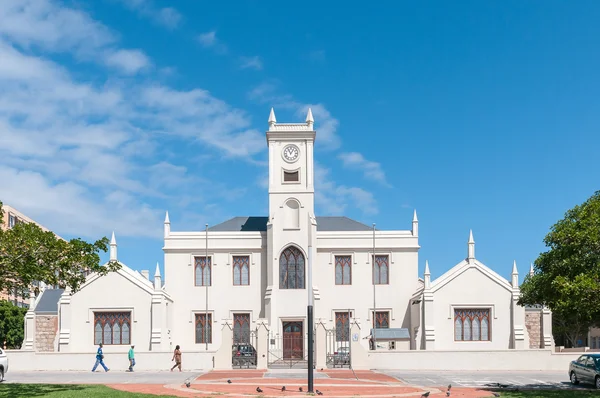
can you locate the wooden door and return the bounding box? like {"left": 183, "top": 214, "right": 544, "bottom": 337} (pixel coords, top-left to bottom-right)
{"left": 282, "top": 322, "right": 303, "bottom": 359}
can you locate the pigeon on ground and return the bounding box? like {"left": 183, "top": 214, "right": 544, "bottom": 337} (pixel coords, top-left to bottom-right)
{"left": 447, "top": 384, "right": 451, "bottom": 390}
{"left": 256, "top": 387, "right": 263, "bottom": 393}
{"left": 185, "top": 382, "right": 190, "bottom": 388}
{"left": 227, "top": 379, "right": 232, "bottom": 384}
{"left": 421, "top": 392, "right": 430, "bottom": 398}
{"left": 299, "top": 386, "right": 303, "bottom": 392}
{"left": 316, "top": 390, "right": 323, "bottom": 396}
{"left": 281, "top": 386, "right": 286, "bottom": 391}
{"left": 446, "top": 391, "right": 450, "bottom": 397}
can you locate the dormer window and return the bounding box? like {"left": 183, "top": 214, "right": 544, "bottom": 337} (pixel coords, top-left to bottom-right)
{"left": 283, "top": 170, "right": 299, "bottom": 183}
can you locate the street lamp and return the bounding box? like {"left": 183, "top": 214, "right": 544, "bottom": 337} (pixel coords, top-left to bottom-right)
{"left": 205, "top": 223, "right": 209, "bottom": 351}
{"left": 372, "top": 223, "right": 377, "bottom": 351}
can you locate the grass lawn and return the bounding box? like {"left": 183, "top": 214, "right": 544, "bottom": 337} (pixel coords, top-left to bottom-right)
{"left": 0, "top": 384, "right": 178, "bottom": 398}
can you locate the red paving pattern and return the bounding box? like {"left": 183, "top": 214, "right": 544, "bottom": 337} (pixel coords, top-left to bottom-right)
{"left": 108, "top": 369, "right": 498, "bottom": 397}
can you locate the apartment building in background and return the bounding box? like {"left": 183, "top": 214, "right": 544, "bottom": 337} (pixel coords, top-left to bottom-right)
{"left": 1, "top": 204, "right": 62, "bottom": 307}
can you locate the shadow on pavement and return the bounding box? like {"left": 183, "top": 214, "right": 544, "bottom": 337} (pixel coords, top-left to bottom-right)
{"left": 480, "top": 382, "right": 598, "bottom": 397}
{"left": 0, "top": 384, "right": 88, "bottom": 397}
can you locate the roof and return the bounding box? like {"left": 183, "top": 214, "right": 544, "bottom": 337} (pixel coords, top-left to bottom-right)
{"left": 34, "top": 288, "right": 64, "bottom": 314}
{"left": 208, "top": 216, "right": 373, "bottom": 232}
{"left": 370, "top": 328, "right": 410, "bottom": 340}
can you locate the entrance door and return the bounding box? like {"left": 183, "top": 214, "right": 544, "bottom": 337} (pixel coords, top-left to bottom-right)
{"left": 282, "top": 322, "right": 303, "bottom": 359}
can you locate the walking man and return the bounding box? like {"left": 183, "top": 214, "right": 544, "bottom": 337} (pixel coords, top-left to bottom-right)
{"left": 92, "top": 343, "right": 109, "bottom": 372}
{"left": 128, "top": 345, "right": 136, "bottom": 372}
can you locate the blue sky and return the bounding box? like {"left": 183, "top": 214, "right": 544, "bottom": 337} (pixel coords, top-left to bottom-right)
{"left": 1, "top": 0, "right": 598, "bottom": 283}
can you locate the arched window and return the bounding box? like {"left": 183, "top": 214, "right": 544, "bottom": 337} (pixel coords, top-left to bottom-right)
{"left": 454, "top": 317, "right": 462, "bottom": 341}
{"left": 284, "top": 199, "right": 300, "bottom": 229}
{"left": 93, "top": 312, "right": 132, "bottom": 345}
{"left": 454, "top": 309, "right": 491, "bottom": 341}
{"left": 94, "top": 322, "right": 102, "bottom": 345}
{"left": 279, "top": 246, "right": 305, "bottom": 289}
{"left": 113, "top": 323, "right": 121, "bottom": 345}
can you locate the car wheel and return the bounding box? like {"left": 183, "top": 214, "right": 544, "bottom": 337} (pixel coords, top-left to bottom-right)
{"left": 570, "top": 371, "right": 579, "bottom": 385}
{"left": 0, "top": 367, "right": 4, "bottom": 382}
{"left": 595, "top": 376, "right": 600, "bottom": 390}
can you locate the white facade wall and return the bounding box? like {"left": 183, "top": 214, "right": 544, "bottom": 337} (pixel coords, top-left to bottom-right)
{"left": 431, "top": 267, "right": 513, "bottom": 350}
{"left": 314, "top": 232, "right": 419, "bottom": 351}
{"left": 164, "top": 232, "right": 266, "bottom": 351}
{"left": 62, "top": 268, "right": 171, "bottom": 353}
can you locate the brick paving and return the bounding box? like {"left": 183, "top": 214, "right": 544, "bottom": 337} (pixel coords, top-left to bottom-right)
{"left": 108, "top": 369, "right": 500, "bottom": 397}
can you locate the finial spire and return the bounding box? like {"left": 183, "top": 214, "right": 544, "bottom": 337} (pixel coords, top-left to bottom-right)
{"left": 154, "top": 262, "right": 161, "bottom": 290}
{"left": 268, "top": 107, "right": 276, "bottom": 125}
{"left": 424, "top": 260, "right": 431, "bottom": 289}
{"left": 412, "top": 209, "right": 419, "bottom": 237}
{"left": 467, "top": 229, "right": 475, "bottom": 261}
{"left": 424, "top": 260, "right": 430, "bottom": 275}
{"left": 511, "top": 260, "right": 519, "bottom": 288}
{"left": 529, "top": 263, "right": 534, "bottom": 276}
{"left": 109, "top": 231, "right": 117, "bottom": 262}
{"left": 306, "top": 107, "right": 314, "bottom": 123}
{"left": 164, "top": 211, "right": 171, "bottom": 238}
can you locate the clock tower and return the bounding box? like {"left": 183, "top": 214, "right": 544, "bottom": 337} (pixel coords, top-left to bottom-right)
{"left": 264, "top": 108, "right": 317, "bottom": 332}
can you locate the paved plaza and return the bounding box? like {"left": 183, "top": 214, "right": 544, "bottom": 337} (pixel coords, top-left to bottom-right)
{"left": 385, "top": 369, "right": 574, "bottom": 389}
{"left": 2, "top": 368, "right": 594, "bottom": 397}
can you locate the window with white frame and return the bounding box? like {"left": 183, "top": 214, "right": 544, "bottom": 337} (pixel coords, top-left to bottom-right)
{"left": 454, "top": 309, "right": 490, "bottom": 341}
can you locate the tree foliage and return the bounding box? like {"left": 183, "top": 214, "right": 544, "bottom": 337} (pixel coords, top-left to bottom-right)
{"left": 519, "top": 190, "right": 600, "bottom": 346}
{"left": 0, "top": 300, "right": 27, "bottom": 349}
{"left": 0, "top": 202, "right": 120, "bottom": 298}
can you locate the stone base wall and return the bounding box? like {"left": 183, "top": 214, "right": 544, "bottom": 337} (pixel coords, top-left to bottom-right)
{"left": 525, "top": 310, "right": 542, "bottom": 349}
{"left": 35, "top": 315, "right": 58, "bottom": 352}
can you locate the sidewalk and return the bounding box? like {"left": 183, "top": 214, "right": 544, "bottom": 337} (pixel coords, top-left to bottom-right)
{"left": 109, "top": 369, "right": 499, "bottom": 397}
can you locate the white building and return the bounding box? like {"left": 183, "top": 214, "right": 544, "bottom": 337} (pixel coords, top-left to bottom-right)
{"left": 23, "top": 109, "right": 553, "bottom": 366}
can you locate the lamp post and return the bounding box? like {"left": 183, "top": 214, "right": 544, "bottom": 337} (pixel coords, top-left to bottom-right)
{"left": 307, "top": 242, "right": 314, "bottom": 392}
{"left": 205, "top": 223, "right": 209, "bottom": 351}
{"left": 372, "top": 223, "right": 376, "bottom": 351}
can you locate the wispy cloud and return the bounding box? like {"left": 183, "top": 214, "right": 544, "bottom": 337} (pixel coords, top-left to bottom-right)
{"left": 105, "top": 49, "right": 151, "bottom": 74}
{"left": 338, "top": 152, "right": 391, "bottom": 187}
{"left": 197, "top": 30, "right": 228, "bottom": 54}
{"left": 309, "top": 50, "right": 326, "bottom": 62}
{"left": 239, "top": 56, "right": 263, "bottom": 71}
{"left": 314, "top": 163, "right": 378, "bottom": 216}
{"left": 0, "top": 0, "right": 265, "bottom": 239}
{"left": 117, "top": 0, "right": 182, "bottom": 29}
{"left": 248, "top": 82, "right": 341, "bottom": 150}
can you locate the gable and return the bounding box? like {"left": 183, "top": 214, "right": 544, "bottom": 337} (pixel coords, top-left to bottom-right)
{"left": 78, "top": 262, "right": 154, "bottom": 296}
{"left": 431, "top": 259, "right": 512, "bottom": 294}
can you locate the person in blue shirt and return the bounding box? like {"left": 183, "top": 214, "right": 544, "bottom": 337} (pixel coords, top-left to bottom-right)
{"left": 92, "top": 343, "right": 109, "bottom": 372}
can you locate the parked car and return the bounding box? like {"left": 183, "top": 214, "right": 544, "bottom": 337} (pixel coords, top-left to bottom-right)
{"left": 569, "top": 353, "right": 600, "bottom": 389}
{"left": 0, "top": 348, "right": 8, "bottom": 382}
{"left": 232, "top": 344, "right": 257, "bottom": 366}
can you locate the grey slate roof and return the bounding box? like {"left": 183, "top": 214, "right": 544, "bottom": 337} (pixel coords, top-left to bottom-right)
{"left": 370, "top": 328, "right": 410, "bottom": 340}
{"left": 208, "top": 216, "right": 373, "bottom": 232}
{"left": 34, "top": 288, "right": 64, "bottom": 314}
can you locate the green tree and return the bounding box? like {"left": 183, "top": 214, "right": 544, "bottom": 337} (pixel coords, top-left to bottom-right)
{"left": 519, "top": 190, "right": 600, "bottom": 347}
{"left": 0, "top": 202, "right": 120, "bottom": 299}
{"left": 0, "top": 300, "right": 27, "bottom": 349}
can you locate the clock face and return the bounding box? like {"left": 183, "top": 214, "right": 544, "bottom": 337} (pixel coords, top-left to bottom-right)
{"left": 282, "top": 144, "right": 300, "bottom": 162}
